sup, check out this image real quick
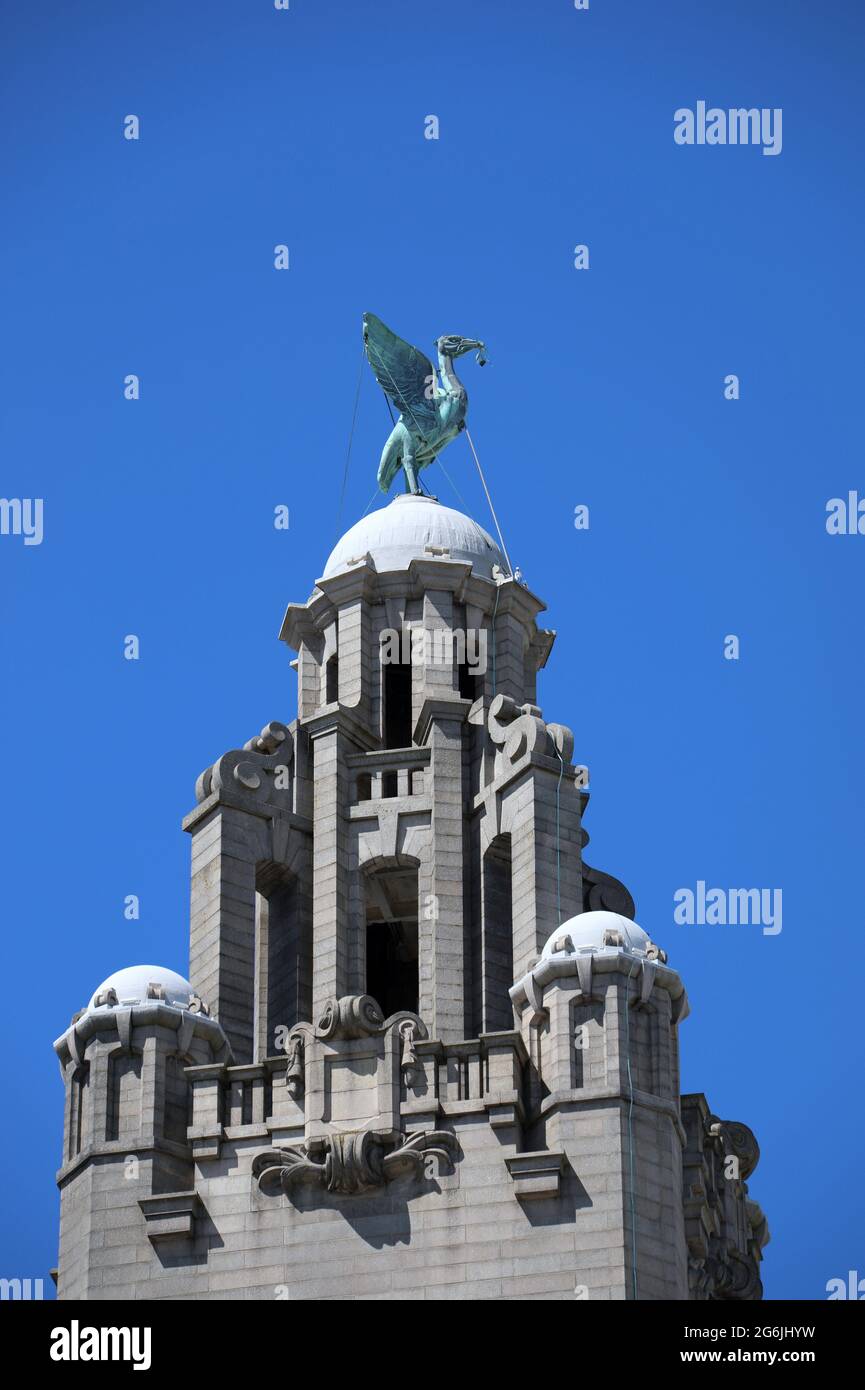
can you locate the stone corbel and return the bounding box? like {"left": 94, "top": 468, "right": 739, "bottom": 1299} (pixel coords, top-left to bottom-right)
{"left": 114, "top": 1007, "right": 133, "bottom": 1054}
{"left": 139, "top": 1191, "right": 204, "bottom": 1245}
{"left": 174, "top": 1012, "right": 195, "bottom": 1060}
{"left": 576, "top": 953, "right": 594, "bottom": 1000}
{"left": 194, "top": 721, "right": 294, "bottom": 809}
{"left": 635, "top": 958, "right": 658, "bottom": 1009}
{"left": 505, "top": 1151, "right": 567, "bottom": 1201}
{"left": 487, "top": 694, "right": 575, "bottom": 781}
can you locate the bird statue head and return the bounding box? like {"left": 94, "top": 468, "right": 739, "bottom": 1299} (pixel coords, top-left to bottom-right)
{"left": 436, "top": 334, "right": 487, "bottom": 367}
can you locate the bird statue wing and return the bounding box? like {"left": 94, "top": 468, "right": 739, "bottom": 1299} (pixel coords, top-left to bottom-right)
{"left": 363, "top": 313, "right": 439, "bottom": 431}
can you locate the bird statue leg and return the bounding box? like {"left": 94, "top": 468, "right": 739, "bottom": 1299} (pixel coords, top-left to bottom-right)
{"left": 402, "top": 439, "right": 420, "bottom": 495}
{"left": 377, "top": 423, "right": 408, "bottom": 494}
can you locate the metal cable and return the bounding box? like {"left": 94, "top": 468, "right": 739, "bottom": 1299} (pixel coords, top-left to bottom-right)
{"left": 464, "top": 425, "right": 513, "bottom": 576}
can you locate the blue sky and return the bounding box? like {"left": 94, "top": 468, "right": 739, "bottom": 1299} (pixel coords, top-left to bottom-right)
{"left": 1, "top": 0, "right": 862, "bottom": 1300}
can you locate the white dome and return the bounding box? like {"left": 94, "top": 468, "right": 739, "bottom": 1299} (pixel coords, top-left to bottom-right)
{"left": 510, "top": 909, "right": 686, "bottom": 1023}
{"left": 86, "top": 965, "right": 196, "bottom": 1013}
{"left": 323, "top": 494, "right": 502, "bottom": 580}
{"left": 540, "top": 911, "right": 653, "bottom": 959}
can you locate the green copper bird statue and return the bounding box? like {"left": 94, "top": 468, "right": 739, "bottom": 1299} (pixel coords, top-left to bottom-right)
{"left": 363, "top": 312, "right": 487, "bottom": 495}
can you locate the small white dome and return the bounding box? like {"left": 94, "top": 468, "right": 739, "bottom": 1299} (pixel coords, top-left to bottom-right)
{"left": 323, "top": 494, "right": 502, "bottom": 580}
{"left": 86, "top": 965, "right": 196, "bottom": 1013}
{"left": 540, "top": 911, "right": 653, "bottom": 959}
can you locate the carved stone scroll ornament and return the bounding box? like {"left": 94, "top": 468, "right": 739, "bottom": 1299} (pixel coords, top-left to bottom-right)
{"left": 487, "top": 694, "right": 574, "bottom": 777}
{"left": 258, "top": 995, "right": 448, "bottom": 1194}
{"left": 685, "top": 1111, "right": 769, "bottom": 1301}
{"left": 690, "top": 1237, "right": 765, "bottom": 1303}
{"left": 253, "top": 1128, "right": 455, "bottom": 1197}
{"left": 315, "top": 993, "right": 386, "bottom": 1040}
{"left": 278, "top": 995, "right": 426, "bottom": 1104}
{"left": 314, "top": 993, "right": 426, "bottom": 1045}
{"left": 195, "top": 720, "right": 293, "bottom": 804}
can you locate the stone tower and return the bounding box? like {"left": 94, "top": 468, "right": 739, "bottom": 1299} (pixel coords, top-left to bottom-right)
{"left": 54, "top": 493, "right": 769, "bottom": 1300}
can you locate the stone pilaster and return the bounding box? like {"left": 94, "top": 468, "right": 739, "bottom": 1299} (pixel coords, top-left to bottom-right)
{"left": 417, "top": 698, "right": 470, "bottom": 1041}
{"left": 507, "top": 771, "right": 583, "bottom": 978}
{"left": 188, "top": 806, "right": 261, "bottom": 1064}
{"left": 309, "top": 723, "right": 350, "bottom": 1014}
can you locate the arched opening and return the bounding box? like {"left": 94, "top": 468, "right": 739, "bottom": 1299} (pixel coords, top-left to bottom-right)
{"left": 458, "top": 659, "right": 478, "bottom": 702}
{"left": 163, "top": 1055, "right": 192, "bottom": 1142}
{"left": 325, "top": 654, "right": 339, "bottom": 704}
{"left": 382, "top": 637, "right": 412, "bottom": 748}
{"left": 254, "top": 865, "right": 308, "bottom": 1060}
{"left": 479, "top": 834, "right": 514, "bottom": 1033}
{"left": 365, "top": 863, "right": 419, "bottom": 1017}
{"left": 69, "top": 1064, "right": 89, "bottom": 1159}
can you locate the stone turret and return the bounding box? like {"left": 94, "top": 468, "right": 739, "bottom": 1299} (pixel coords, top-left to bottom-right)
{"left": 54, "top": 493, "right": 768, "bottom": 1300}
{"left": 53, "top": 966, "right": 231, "bottom": 1300}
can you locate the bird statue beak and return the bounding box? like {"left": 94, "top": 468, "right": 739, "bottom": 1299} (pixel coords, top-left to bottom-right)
{"left": 476, "top": 343, "right": 487, "bottom": 367}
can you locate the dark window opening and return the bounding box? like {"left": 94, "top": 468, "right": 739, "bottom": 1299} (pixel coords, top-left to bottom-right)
{"left": 383, "top": 651, "right": 412, "bottom": 748}
{"left": 325, "top": 655, "right": 339, "bottom": 704}
{"left": 382, "top": 769, "right": 398, "bottom": 798}
{"left": 265, "top": 878, "right": 299, "bottom": 1045}
{"left": 480, "top": 836, "right": 514, "bottom": 1033}
{"left": 366, "top": 921, "right": 419, "bottom": 1018}
{"left": 365, "top": 867, "right": 418, "bottom": 1017}
{"left": 254, "top": 866, "right": 308, "bottom": 1061}
{"left": 163, "top": 1056, "right": 191, "bottom": 1142}
{"left": 356, "top": 773, "right": 372, "bottom": 800}
{"left": 69, "top": 1065, "right": 89, "bottom": 1159}
{"left": 458, "top": 660, "right": 478, "bottom": 701}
